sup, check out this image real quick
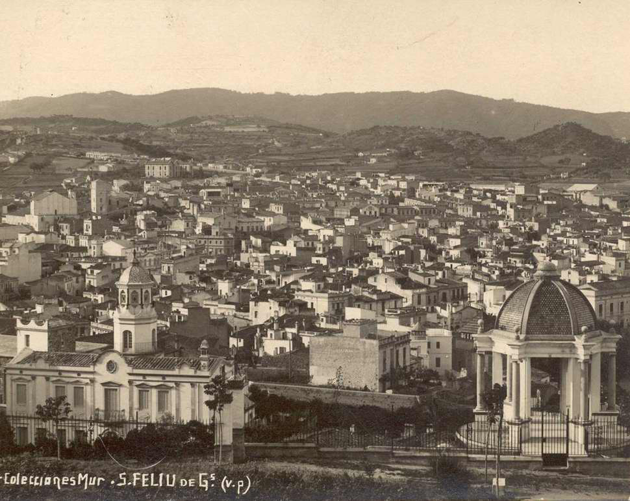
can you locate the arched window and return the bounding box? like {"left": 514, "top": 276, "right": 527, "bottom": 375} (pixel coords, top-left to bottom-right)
{"left": 143, "top": 290, "right": 150, "bottom": 305}
{"left": 120, "top": 290, "right": 126, "bottom": 305}
{"left": 130, "top": 291, "right": 139, "bottom": 305}
{"left": 123, "top": 330, "right": 133, "bottom": 351}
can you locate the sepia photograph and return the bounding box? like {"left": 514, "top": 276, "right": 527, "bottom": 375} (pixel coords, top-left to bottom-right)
{"left": 0, "top": 0, "right": 630, "bottom": 499}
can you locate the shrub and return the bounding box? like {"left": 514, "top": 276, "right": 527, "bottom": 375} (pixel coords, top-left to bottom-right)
{"left": 124, "top": 421, "right": 212, "bottom": 461}
{"left": 431, "top": 455, "right": 471, "bottom": 497}
{"left": 92, "top": 431, "right": 125, "bottom": 460}
{"left": 67, "top": 440, "right": 97, "bottom": 460}
{"left": 34, "top": 433, "right": 58, "bottom": 457}
{"left": 0, "top": 414, "right": 16, "bottom": 457}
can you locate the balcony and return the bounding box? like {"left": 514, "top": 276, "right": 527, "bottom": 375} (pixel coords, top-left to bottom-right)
{"left": 94, "top": 409, "right": 126, "bottom": 422}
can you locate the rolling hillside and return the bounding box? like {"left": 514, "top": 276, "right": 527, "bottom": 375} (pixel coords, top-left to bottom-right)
{"left": 1, "top": 88, "right": 630, "bottom": 139}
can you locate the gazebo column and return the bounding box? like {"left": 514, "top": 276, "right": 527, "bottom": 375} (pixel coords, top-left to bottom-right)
{"left": 475, "top": 352, "right": 487, "bottom": 413}
{"left": 589, "top": 353, "right": 601, "bottom": 415}
{"left": 492, "top": 352, "right": 503, "bottom": 386}
{"left": 507, "top": 355, "right": 513, "bottom": 403}
{"left": 607, "top": 354, "right": 617, "bottom": 411}
{"left": 568, "top": 358, "right": 580, "bottom": 419}
{"left": 511, "top": 359, "right": 520, "bottom": 419}
{"left": 579, "top": 359, "right": 590, "bottom": 420}
{"left": 559, "top": 359, "right": 566, "bottom": 412}
{"left": 520, "top": 357, "right": 531, "bottom": 419}
{"left": 568, "top": 358, "right": 592, "bottom": 453}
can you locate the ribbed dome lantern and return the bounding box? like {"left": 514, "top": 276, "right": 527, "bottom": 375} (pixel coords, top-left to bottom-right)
{"left": 494, "top": 260, "right": 597, "bottom": 339}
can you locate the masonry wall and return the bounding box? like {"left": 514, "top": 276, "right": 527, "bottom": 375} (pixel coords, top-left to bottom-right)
{"left": 254, "top": 382, "right": 418, "bottom": 410}
{"left": 310, "top": 336, "right": 379, "bottom": 390}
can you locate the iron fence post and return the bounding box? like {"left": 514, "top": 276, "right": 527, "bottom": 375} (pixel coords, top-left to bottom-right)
{"left": 541, "top": 409, "right": 544, "bottom": 458}
{"left": 566, "top": 409, "right": 570, "bottom": 457}
{"left": 585, "top": 427, "right": 589, "bottom": 455}
{"left": 466, "top": 422, "right": 470, "bottom": 455}
{"left": 391, "top": 404, "right": 395, "bottom": 453}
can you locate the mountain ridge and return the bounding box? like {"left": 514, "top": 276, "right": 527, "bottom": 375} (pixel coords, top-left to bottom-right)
{"left": 1, "top": 88, "right": 630, "bottom": 139}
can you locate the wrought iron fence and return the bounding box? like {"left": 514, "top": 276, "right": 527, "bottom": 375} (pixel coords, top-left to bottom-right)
{"left": 244, "top": 415, "right": 630, "bottom": 458}
{"left": 1, "top": 413, "right": 215, "bottom": 458}
{"left": 587, "top": 414, "right": 630, "bottom": 456}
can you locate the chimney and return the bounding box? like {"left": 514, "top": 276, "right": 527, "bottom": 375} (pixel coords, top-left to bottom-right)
{"left": 198, "top": 339, "right": 209, "bottom": 371}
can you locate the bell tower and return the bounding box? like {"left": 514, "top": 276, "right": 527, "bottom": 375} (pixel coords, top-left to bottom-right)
{"left": 113, "top": 253, "right": 157, "bottom": 354}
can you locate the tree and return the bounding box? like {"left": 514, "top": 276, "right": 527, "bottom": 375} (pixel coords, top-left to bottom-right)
{"left": 35, "top": 396, "right": 72, "bottom": 460}
{"left": 204, "top": 374, "right": 233, "bottom": 464}
{"left": 0, "top": 413, "right": 15, "bottom": 456}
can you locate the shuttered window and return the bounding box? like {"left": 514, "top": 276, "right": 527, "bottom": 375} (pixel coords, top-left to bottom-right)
{"left": 139, "top": 390, "right": 150, "bottom": 411}
{"left": 104, "top": 388, "right": 118, "bottom": 418}
{"left": 74, "top": 387, "right": 84, "bottom": 408}
{"left": 16, "top": 384, "right": 27, "bottom": 406}
{"left": 157, "top": 390, "right": 169, "bottom": 413}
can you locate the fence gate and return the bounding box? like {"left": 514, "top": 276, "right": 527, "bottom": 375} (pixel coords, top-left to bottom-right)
{"left": 540, "top": 409, "right": 569, "bottom": 468}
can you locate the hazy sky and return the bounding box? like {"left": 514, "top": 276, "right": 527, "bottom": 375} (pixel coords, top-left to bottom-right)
{"left": 1, "top": 0, "right": 629, "bottom": 112}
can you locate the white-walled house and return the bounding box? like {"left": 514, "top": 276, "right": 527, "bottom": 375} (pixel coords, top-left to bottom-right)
{"left": 4, "top": 258, "right": 233, "bottom": 439}
{"left": 30, "top": 190, "right": 78, "bottom": 216}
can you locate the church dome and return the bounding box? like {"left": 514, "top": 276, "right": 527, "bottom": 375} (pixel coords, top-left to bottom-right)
{"left": 118, "top": 262, "right": 154, "bottom": 286}
{"left": 495, "top": 260, "right": 597, "bottom": 339}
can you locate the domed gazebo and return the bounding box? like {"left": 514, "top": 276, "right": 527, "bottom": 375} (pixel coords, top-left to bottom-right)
{"left": 472, "top": 260, "right": 622, "bottom": 454}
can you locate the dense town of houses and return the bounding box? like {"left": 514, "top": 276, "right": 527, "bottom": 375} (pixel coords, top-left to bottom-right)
{"left": 2, "top": 164, "right": 630, "bottom": 421}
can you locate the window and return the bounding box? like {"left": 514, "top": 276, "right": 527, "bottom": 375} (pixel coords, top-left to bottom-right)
{"left": 622, "top": 302, "right": 625, "bottom": 313}
{"left": 382, "top": 351, "right": 387, "bottom": 372}
{"left": 139, "top": 390, "right": 150, "bottom": 411}
{"left": 16, "top": 384, "right": 27, "bottom": 406}
{"left": 104, "top": 388, "right": 119, "bottom": 419}
{"left": 402, "top": 347, "right": 407, "bottom": 367}
{"left": 396, "top": 349, "right": 400, "bottom": 367}
{"left": 123, "top": 330, "right": 133, "bottom": 351}
{"left": 157, "top": 390, "right": 170, "bottom": 413}
{"left": 436, "top": 342, "right": 441, "bottom": 349}
{"left": 55, "top": 386, "right": 66, "bottom": 398}
{"left": 152, "top": 329, "right": 157, "bottom": 347}
{"left": 144, "top": 290, "right": 150, "bottom": 304}
{"left": 16, "top": 427, "right": 28, "bottom": 446}
{"left": 610, "top": 303, "right": 614, "bottom": 314}
{"left": 427, "top": 342, "right": 431, "bottom": 349}
{"left": 120, "top": 290, "right": 126, "bottom": 305}
{"left": 74, "top": 386, "right": 84, "bottom": 408}
{"left": 435, "top": 357, "right": 441, "bottom": 368}
{"left": 25, "top": 334, "right": 30, "bottom": 347}
{"left": 131, "top": 291, "right": 139, "bottom": 304}
{"left": 599, "top": 304, "right": 603, "bottom": 317}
